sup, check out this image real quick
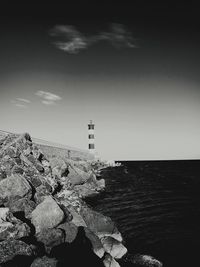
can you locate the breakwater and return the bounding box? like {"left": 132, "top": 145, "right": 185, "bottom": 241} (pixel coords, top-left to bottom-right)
{"left": 0, "top": 132, "right": 129, "bottom": 267}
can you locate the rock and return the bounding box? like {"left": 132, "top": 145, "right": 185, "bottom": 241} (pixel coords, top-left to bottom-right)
{"left": 103, "top": 254, "right": 121, "bottom": 267}
{"left": 0, "top": 156, "right": 16, "bottom": 177}
{"left": 50, "top": 162, "right": 67, "bottom": 182}
{"left": 4, "top": 146, "right": 16, "bottom": 158}
{"left": 32, "top": 145, "right": 44, "bottom": 161}
{"left": 57, "top": 203, "right": 73, "bottom": 222}
{"left": 27, "top": 154, "right": 36, "bottom": 164}
{"left": 0, "top": 167, "right": 7, "bottom": 180}
{"left": 7, "top": 198, "right": 36, "bottom": 218}
{"left": 30, "top": 256, "right": 57, "bottom": 267}
{"left": 28, "top": 174, "right": 43, "bottom": 188}
{"left": 23, "top": 146, "right": 32, "bottom": 156}
{"left": 97, "top": 178, "right": 106, "bottom": 189}
{"left": 36, "top": 228, "right": 64, "bottom": 253}
{"left": 132, "top": 255, "right": 163, "bottom": 267}
{"left": 84, "top": 228, "right": 105, "bottom": 258}
{"left": 11, "top": 165, "right": 24, "bottom": 175}
{"left": 0, "top": 207, "right": 30, "bottom": 240}
{"left": 101, "top": 236, "right": 127, "bottom": 259}
{"left": 0, "top": 240, "right": 33, "bottom": 264}
{"left": 73, "top": 184, "right": 99, "bottom": 198}
{"left": 43, "top": 173, "right": 58, "bottom": 192}
{"left": 24, "top": 166, "right": 40, "bottom": 180}
{"left": 41, "top": 159, "right": 50, "bottom": 168}
{"left": 52, "top": 166, "right": 60, "bottom": 180}
{"left": 1, "top": 133, "right": 31, "bottom": 157}
{"left": 73, "top": 175, "right": 105, "bottom": 198}
{"left": 58, "top": 221, "right": 78, "bottom": 243}
{"left": 34, "top": 184, "right": 51, "bottom": 204}
{"left": 67, "top": 205, "right": 87, "bottom": 227}
{"left": 66, "top": 165, "right": 90, "bottom": 186}
{"left": 26, "top": 154, "right": 44, "bottom": 173}
{"left": 60, "top": 163, "right": 69, "bottom": 178}
{"left": 31, "top": 196, "right": 65, "bottom": 233}
{"left": 20, "top": 153, "right": 44, "bottom": 173}
{"left": 0, "top": 174, "right": 32, "bottom": 205}
{"left": 0, "top": 134, "right": 16, "bottom": 149}
{"left": 73, "top": 160, "right": 92, "bottom": 172}
{"left": 14, "top": 156, "right": 21, "bottom": 165}
{"left": 42, "top": 159, "right": 52, "bottom": 175}
{"left": 80, "top": 205, "right": 122, "bottom": 241}
{"left": 0, "top": 207, "right": 10, "bottom": 222}
{"left": 84, "top": 173, "right": 105, "bottom": 193}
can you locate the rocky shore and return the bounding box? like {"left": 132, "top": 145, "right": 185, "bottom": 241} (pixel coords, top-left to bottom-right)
{"left": 0, "top": 133, "right": 163, "bottom": 267}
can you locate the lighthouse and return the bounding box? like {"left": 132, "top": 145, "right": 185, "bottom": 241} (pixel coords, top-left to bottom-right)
{"left": 88, "top": 120, "right": 95, "bottom": 155}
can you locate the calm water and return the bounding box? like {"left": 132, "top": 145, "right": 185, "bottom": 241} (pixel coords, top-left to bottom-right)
{"left": 88, "top": 160, "right": 200, "bottom": 267}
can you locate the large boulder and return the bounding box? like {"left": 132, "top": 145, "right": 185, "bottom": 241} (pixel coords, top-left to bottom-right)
{"left": 79, "top": 205, "right": 122, "bottom": 241}
{"left": 0, "top": 240, "right": 33, "bottom": 264}
{"left": 73, "top": 175, "right": 105, "bottom": 198}
{"left": 66, "top": 165, "right": 91, "bottom": 187}
{"left": 31, "top": 196, "right": 65, "bottom": 233}
{"left": 0, "top": 174, "right": 32, "bottom": 205}
{"left": 0, "top": 207, "right": 30, "bottom": 240}
{"left": 100, "top": 236, "right": 127, "bottom": 259}
{"left": 30, "top": 256, "right": 57, "bottom": 267}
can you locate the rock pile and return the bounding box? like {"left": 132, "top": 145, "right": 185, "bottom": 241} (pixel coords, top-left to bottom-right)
{"left": 0, "top": 132, "right": 163, "bottom": 267}
{"left": 0, "top": 133, "right": 126, "bottom": 267}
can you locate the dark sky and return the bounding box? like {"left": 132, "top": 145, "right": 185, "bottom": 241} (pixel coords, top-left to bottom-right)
{"left": 0, "top": 3, "right": 200, "bottom": 160}
{"left": 1, "top": 2, "right": 199, "bottom": 76}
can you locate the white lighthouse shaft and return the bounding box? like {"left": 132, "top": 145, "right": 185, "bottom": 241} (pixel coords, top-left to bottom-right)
{"left": 88, "top": 120, "right": 95, "bottom": 154}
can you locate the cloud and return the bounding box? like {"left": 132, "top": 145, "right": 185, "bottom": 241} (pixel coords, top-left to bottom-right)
{"left": 99, "top": 23, "right": 137, "bottom": 49}
{"left": 16, "top": 98, "right": 31, "bottom": 103}
{"left": 50, "top": 25, "right": 88, "bottom": 54}
{"left": 35, "top": 90, "right": 62, "bottom": 105}
{"left": 11, "top": 98, "right": 31, "bottom": 108}
{"left": 50, "top": 23, "right": 137, "bottom": 54}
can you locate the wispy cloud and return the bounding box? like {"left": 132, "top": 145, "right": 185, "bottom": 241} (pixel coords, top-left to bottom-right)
{"left": 16, "top": 98, "right": 31, "bottom": 103}
{"left": 11, "top": 97, "right": 31, "bottom": 108}
{"left": 50, "top": 25, "right": 88, "bottom": 54}
{"left": 50, "top": 23, "right": 137, "bottom": 54}
{"left": 35, "top": 90, "right": 62, "bottom": 105}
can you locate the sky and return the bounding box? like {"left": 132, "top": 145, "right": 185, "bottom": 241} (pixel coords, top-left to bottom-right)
{"left": 0, "top": 2, "right": 200, "bottom": 160}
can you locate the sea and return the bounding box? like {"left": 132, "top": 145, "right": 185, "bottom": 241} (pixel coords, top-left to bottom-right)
{"left": 88, "top": 160, "right": 200, "bottom": 267}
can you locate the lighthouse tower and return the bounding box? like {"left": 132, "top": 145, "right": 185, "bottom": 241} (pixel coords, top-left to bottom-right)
{"left": 88, "top": 120, "right": 95, "bottom": 156}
